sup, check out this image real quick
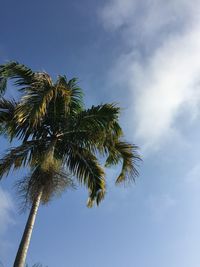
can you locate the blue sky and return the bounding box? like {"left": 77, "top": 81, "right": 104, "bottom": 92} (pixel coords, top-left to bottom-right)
{"left": 1, "top": 1, "right": 200, "bottom": 266}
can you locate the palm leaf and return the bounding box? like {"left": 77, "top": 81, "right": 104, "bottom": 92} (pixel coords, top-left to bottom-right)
{"left": 0, "top": 98, "right": 17, "bottom": 138}
{"left": 105, "top": 141, "right": 141, "bottom": 183}
{"left": 0, "top": 77, "right": 7, "bottom": 95}
{"left": 0, "top": 61, "right": 35, "bottom": 91}
{"left": 56, "top": 103, "right": 122, "bottom": 153}
{"left": 65, "top": 145, "right": 106, "bottom": 206}
{"left": 15, "top": 74, "right": 54, "bottom": 126}
{"left": 0, "top": 140, "right": 46, "bottom": 179}
{"left": 15, "top": 75, "right": 83, "bottom": 129}
{"left": 67, "top": 77, "right": 84, "bottom": 113}
{"left": 75, "top": 103, "right": 121, "bottom": 131}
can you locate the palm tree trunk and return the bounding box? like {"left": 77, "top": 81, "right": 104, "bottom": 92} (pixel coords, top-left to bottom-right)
{"left": 13, "top": 188, "right": 43, "bottom": 267}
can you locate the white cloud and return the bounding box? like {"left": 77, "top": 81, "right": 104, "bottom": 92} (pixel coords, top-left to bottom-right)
{"left": 100, "top": 0, "right": 200, "bottom": 151}
{"left": 132, "top": 26, "right": 200, "bottom": 149}
{"left": 101, "top": 0, "right": 199, "bottom": 37}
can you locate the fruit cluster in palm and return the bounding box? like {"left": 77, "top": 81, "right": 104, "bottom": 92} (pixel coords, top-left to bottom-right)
{"left": 0, "top": 62, "right": 141, "bottom": 267}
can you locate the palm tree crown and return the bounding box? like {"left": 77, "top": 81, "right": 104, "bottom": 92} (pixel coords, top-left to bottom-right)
{"left": 0, "top": 61, "right": 141, "bottom": 207}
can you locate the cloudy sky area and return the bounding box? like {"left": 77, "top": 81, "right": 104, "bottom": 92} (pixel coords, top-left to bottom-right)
{"left": 101, "top": 0, "right": 200, "bottom": 150}
{"left": 1, "top": 0, "right": 200, "bottom": 266}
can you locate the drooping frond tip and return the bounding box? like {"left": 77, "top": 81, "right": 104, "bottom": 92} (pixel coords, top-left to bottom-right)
{"left": 105, "top": 141, "right": 141, "bottom": 184}
{"left": 115, "top": 143, "right": 141, "bottom": 184}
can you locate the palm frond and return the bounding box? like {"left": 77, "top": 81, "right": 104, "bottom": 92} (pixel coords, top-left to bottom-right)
{"left": 0, "top": 98, "right": 17, "bottom": 138}
{"left": 75, "top": 103, "right": 121, "bottom": 131}
{"left": 15, "top": 75, "right": 83, "bottom": 129}
{"left": 67, "top": 77, "right": 84, "bottom": 113}
{"left": 48, "top": 76, "right": 83, "bottom": 120}
{"left": 65, "top": 145, "right": 106, "bottom": 206}
{"left": 105, "top": 141, "right": 141, "bottom": 183}
{"left": 0, "top": 98, "right": 16, "bottom": 121}
{"left": 56, "top": 103, "right": 122, "bottom": 154}
{"left": 16, "top": 83, "right": 54, "bottom": 127}
{"left": 0, "top": 140, "right": 45, "bottom": 179}
{"left": 0, "top": 77, "right": 7, "bottom": 95}
{"left": 0, "top": 61, "right": 35, "bottom": 92}
{"left": 0, "top": 97, "right": 34, "bottom": 141}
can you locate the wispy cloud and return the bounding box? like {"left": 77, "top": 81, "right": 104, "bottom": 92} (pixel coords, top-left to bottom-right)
{"left": 100, "top": 0, "right": 200, "bottom": 151}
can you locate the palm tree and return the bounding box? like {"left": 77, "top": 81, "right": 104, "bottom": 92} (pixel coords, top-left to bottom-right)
{"left": 0, "top": 62, "right": 141, "bottom": 267}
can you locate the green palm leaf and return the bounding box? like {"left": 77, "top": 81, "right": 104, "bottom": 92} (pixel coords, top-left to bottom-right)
{"left": 65, "top": 145, "right": 106, "bottom": 206}
{"left": 105, "top": 141, "right": 141, "bottom": 183}
{"left": 0, "top": 98, "right": 17, "bottom": 137}
{"left": 16, "top": 81, "right": 55, "bottom": 127}
{"left": 0, "top": 77, "right": 7, "bottom": 94}
{"left": 0, "top": 61, "right": 35, "bottom": 93}
{"left": 0, "top": 140, "right": 47, "bottom": 179}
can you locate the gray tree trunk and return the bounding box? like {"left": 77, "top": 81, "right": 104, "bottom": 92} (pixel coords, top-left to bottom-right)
{"left": 13, "top": 188, "right": 43, "bottom": 267}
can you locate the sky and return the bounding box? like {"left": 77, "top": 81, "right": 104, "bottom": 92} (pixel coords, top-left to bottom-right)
{"left": 1, "top": 0, "right": 200, "bottom": 266}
